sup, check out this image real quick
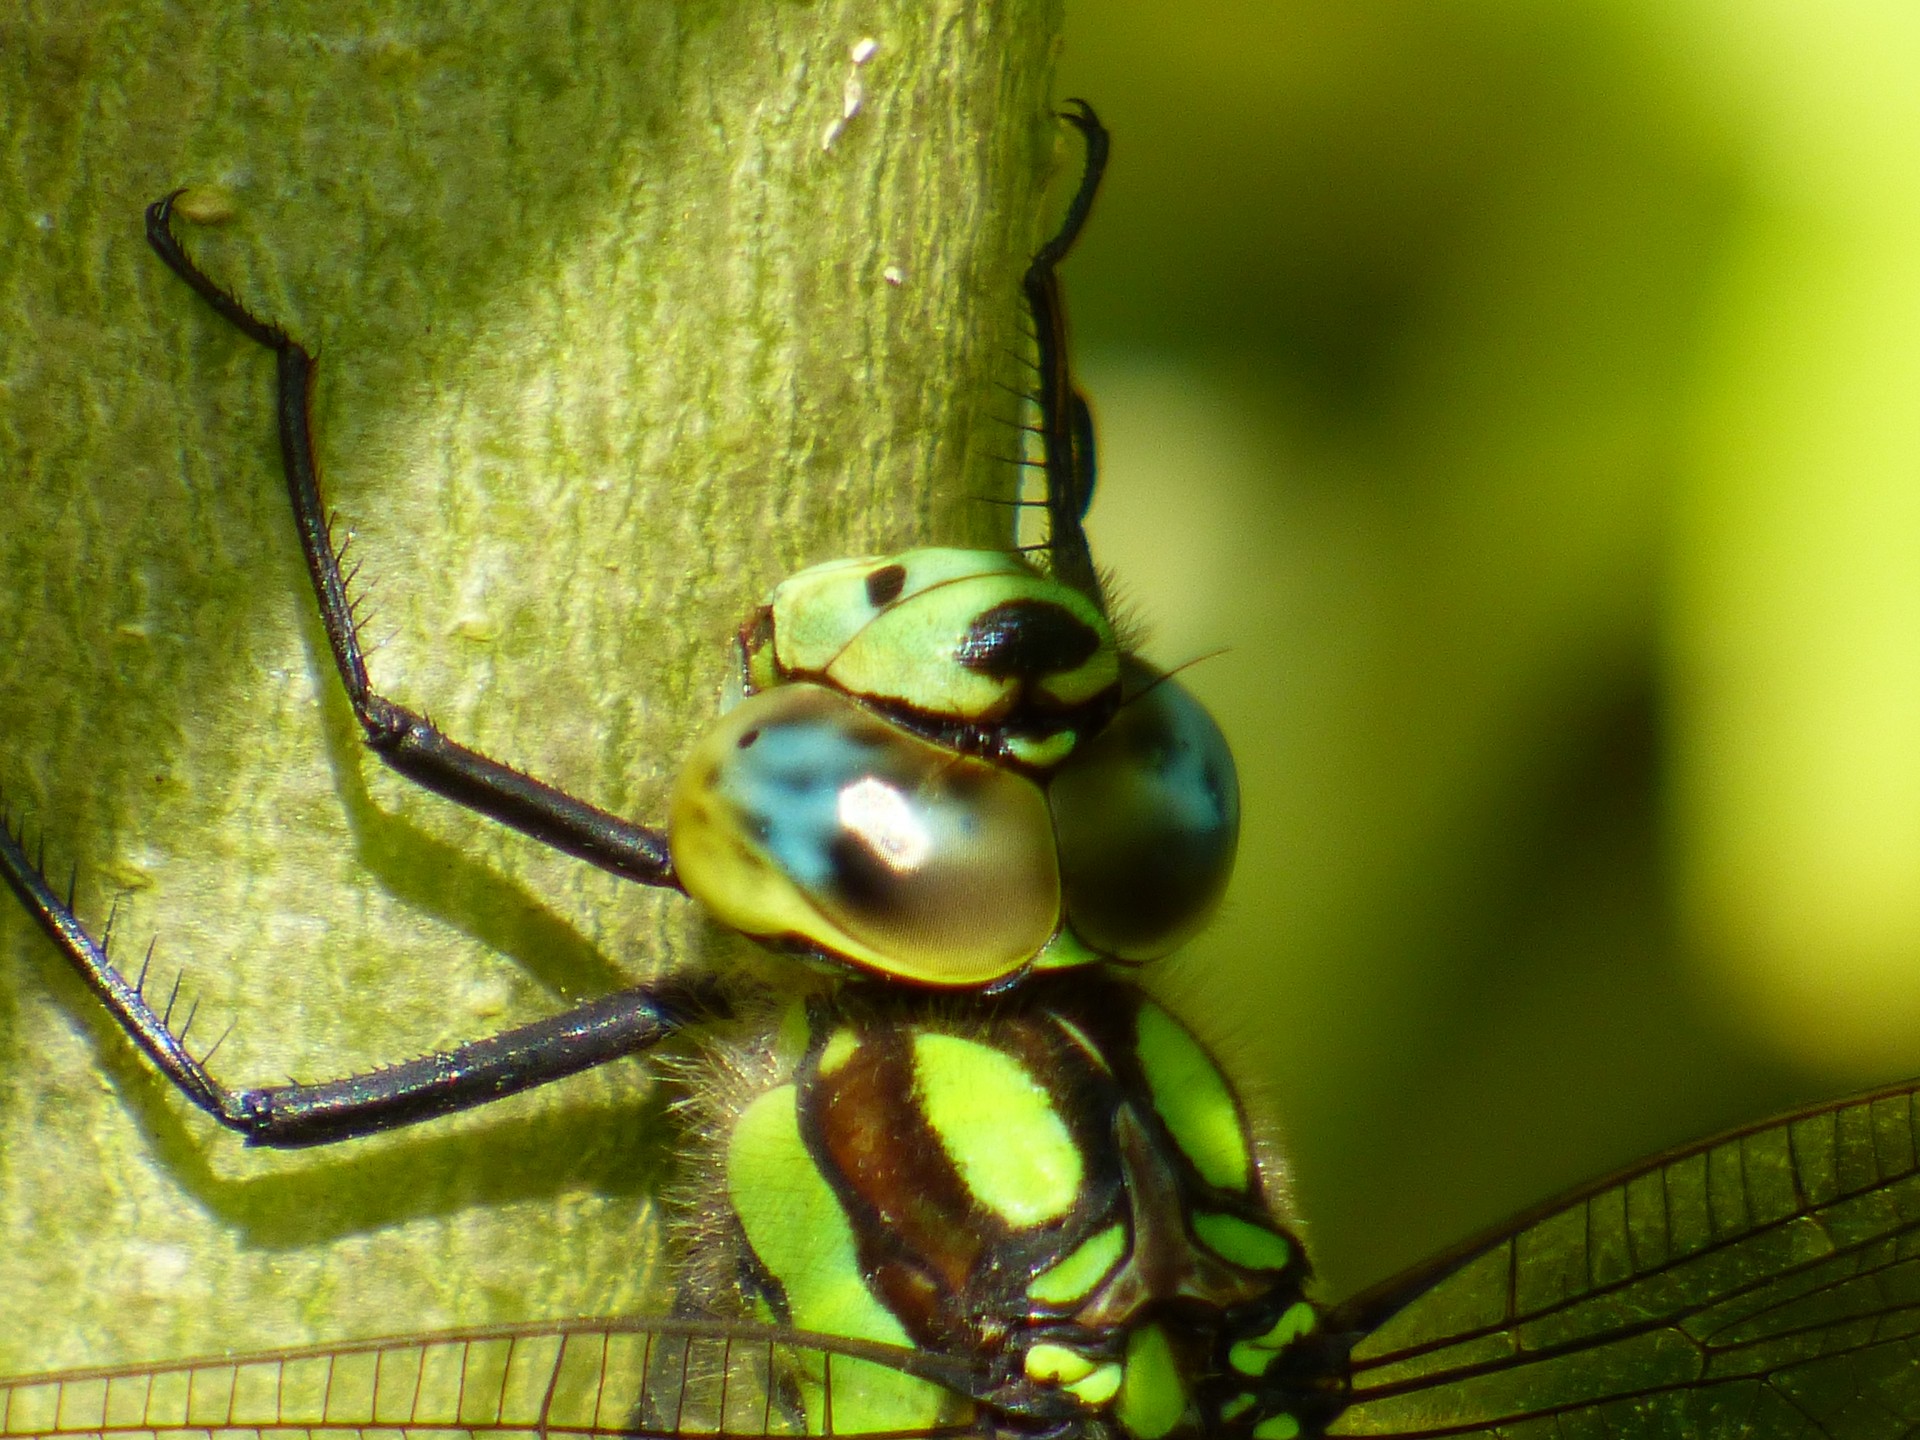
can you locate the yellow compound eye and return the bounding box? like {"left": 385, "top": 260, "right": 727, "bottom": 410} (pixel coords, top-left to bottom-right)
{"left": 1048, "top": 666, "right": 1240, "bottom": 962}
{"left": 670, "top": 684, "right": 1062, "bottom": 986}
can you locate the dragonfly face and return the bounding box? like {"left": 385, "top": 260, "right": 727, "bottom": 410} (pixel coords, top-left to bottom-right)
{"left": 6, "top": 97, "right": 1920, "bottom": 1440}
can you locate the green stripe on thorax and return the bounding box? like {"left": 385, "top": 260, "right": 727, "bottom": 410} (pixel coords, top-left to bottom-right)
{"left": 1133, "top": 1001, "right": 1252, "bottom": 1191}
{"left": 911, "top": 1030, "right": 1084, "bottom": 1227}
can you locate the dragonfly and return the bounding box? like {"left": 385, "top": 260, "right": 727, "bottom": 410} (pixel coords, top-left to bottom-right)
{"left": 4, "top": 104, "right": 1919, "bottom": 1439}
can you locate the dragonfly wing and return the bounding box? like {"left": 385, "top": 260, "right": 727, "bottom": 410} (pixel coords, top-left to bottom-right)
{"left": 0, "top": 1318, "right": 984, "bottom": 1440}
{"left": 1327, "top": 1078, "right": 1920, "bottom": 1437}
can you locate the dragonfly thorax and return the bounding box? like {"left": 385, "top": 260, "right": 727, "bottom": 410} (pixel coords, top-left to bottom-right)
{"left": 692, "top": 979, "right": 1338, "bottom": 1440}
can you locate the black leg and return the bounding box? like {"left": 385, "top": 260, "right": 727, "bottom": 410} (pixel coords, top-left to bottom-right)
{"left": 1024, "top": 101, "right": 1109, "bottom": 610}
{"left": 144, "top": 192, "right": 677, "bottom": 890}
{"left": 0, "top": 813, "right": 722, "bottom": 1147}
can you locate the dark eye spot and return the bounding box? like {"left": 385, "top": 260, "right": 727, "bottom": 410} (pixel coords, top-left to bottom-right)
{"left": 954, "top": 599, "right": 1101, "bottom": 681}
{"left": 738, "top": 729, "right": 761, "bottom": 749}
{"left": 826, "top": 833, "right": 902, "bottom": 914}
{"left": 865, "top": 563, "right": 908, "bottom": 608}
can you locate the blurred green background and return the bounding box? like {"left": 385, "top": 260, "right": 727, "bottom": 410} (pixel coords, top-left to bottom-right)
{"left": 1059, "top": 1, "right": 1920, "bottom": 1299}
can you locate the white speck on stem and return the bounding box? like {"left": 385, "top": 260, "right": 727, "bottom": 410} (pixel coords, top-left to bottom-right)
{"left": 883, "top": 265, "right": 905, "bottom": 287}
{"left": 822, "top": 37, "right": 880, "bottom": 151}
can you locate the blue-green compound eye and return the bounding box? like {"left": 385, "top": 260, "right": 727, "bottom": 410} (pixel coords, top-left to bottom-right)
{"left": 1048, "top": 662, "right": 1240, "bottom": 962}
{"left": 670, "top": 683, "right": 1062, "bottom": 986}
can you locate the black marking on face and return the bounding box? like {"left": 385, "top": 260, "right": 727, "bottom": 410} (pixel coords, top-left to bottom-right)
{"left": 865, "top": 563, "right": 909, "bottom": 608}
{"left": 954, "top": 600, "right": 1101, "bottom": 682}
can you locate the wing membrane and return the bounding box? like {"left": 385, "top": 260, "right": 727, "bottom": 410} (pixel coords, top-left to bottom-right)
{"left": 0, "top": 1319, "right": 980, "bottom": 1440}
{"left": 1328, "top": 1078, "right": 1920, "bottom": 1437}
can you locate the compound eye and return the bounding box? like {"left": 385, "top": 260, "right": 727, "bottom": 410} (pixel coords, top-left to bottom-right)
{"left": 670, "top": 684, "right": 1061, "bottom": 986}
{"left": 1047, "top": 666, "right": 1239, "bottom": 962}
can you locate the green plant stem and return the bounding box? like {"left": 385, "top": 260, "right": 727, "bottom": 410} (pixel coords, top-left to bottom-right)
{"left": 0, "top": 0, "right": 1063, "bottom": 1370}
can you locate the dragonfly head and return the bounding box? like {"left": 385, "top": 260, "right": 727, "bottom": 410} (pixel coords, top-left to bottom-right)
{"left": 669, "top": 553, "right": 1239, "bottom": 988}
